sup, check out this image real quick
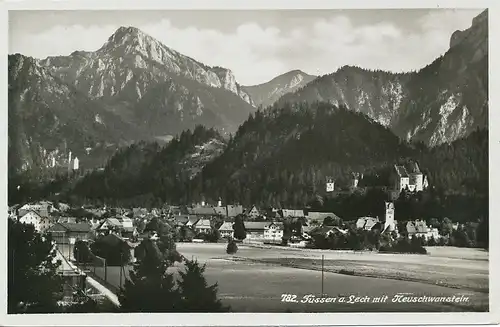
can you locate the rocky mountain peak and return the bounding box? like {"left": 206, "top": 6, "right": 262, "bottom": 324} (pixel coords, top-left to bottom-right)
{"left": 450, "top": 9, "right": 487, "bottom": 49}
{"left": 98, "top": 26, "right": 163, "bottom": 56}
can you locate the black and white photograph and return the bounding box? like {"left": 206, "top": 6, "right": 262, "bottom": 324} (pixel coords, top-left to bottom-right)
{"left": 2, "top": 0, "right": 496, "bottom": 325}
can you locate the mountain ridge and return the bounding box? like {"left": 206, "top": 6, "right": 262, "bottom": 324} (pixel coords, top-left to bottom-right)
{"left": 243, "top": 70, "right": 317, "bottom": 108}
{"left": 277, "top": 9, "right": 488, "bottom": 146}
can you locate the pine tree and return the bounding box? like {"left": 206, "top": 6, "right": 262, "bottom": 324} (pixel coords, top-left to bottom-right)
{"left": 233, "top": 215, "right": 246, "bottom": 240}
{"left": 177, "top": 260, "right": 229, "bottom": 312}
{"left": 226, "top": 238, "right": 238, "bottom": 254}
{"left": 8, "top": 219, "right": 63, "bottom": 313}
{"left": 119, "top": 240, "right": 180, "bottom": 312}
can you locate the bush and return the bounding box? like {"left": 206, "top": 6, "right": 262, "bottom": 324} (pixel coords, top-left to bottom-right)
{"left": 203, "top": 229, "right": 221, "bottom": 243}
{"left": 73, "top": 240, "right": 93, "bottom": 263}
{"left": 226, "top": 239, "right": 238, "bottom": 254}
{"left": 90, "top": 236, "right": 131, "bottom": 266}
{"left": 379, "top": 236, "right": 427, "bottom": 254}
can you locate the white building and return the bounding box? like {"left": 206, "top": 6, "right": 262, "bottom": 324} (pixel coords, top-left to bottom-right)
{"left": 394, "top": 162, "right": 426, "bottom": 192}
{"left": 19, "top": 211, "right": 53, "bottom": 233}
{"left": 264, "top": 222, "right": 284, "bottom": 242}
{"left": 326, "top": 178, "right": 335, "bottom": 192}
{"left": 218, "top": 222, "right": 234, "bottom": 238}
{"left": 193, "top": 219, "right": 212, "bottom": 234}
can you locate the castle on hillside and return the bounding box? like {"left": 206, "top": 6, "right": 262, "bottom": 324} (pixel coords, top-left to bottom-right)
{"left": 393, "top": 162, "right": 428, "bottom": 192}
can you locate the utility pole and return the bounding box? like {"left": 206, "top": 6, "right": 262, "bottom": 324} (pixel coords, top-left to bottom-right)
{"left": 119, "top": 252, "right": 123, "bottom": 289}
{"left": 321, "top": 255, "right": 325, "bottom": 297}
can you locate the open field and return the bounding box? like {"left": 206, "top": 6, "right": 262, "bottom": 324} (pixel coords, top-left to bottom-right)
{"left": 67, "top": 243, "right": 488, "bottom": 312}
{"left": 175, "top": 243, "right": 488, "bottom": 312}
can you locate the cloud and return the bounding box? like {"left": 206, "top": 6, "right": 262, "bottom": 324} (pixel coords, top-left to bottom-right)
{"left": 9, "top": 10, "right": 481, "bottom": 85}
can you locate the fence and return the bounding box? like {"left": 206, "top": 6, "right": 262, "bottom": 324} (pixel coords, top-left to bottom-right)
{"left": 79, "top": 252, "right": 133, "bottom": 293}
{"left": 91, "top": 253, "right": 107, "bottom": 284}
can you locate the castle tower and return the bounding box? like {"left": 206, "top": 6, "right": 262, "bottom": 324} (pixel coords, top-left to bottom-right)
{"left": 217, "top": 198, "right": 222, "bottom": 207}
{"left": 326, "top": 177, "right": 335, "bottom": 192}
{"left": 73, "top": 157, "right": 79, "bottom": 170}
{"left": 384, "top": 202, "right": 396, "bottom": 232}
{"left": 68, "top": 151, "right": 72, "bottom": 173}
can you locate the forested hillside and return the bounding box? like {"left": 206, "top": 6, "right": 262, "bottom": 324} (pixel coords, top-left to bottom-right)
{"left": 69, "top": 126, "right": 225, "bottom": 207}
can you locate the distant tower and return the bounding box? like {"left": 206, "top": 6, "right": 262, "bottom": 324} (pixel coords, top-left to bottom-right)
{"left": 384, "top": 202, "right": 395, "bottom": 232}
{"left": 217, "top": 198, "right": 222, "bottom": 207}
{"left": 51, "top": 157, "right": 56, "bottom": 168}
{"left": 68, "top": 151, "right": 72, "bottom": 172}
{"left": 326, "top": 177, "right": 335, "bottom": 192}
{"left": 352, "top": 173, "right": 360, "bottom": 188}
{"left": 73, "top": 157, "right": 79, "bottom": 170}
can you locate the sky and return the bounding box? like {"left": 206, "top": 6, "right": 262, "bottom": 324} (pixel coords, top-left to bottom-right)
{"left": 9, "top": 9, "right": 484, "bottom": 85}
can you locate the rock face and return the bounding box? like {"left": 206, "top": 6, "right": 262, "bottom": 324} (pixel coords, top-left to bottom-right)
{"left": 243, "top": 70, "right": 316, "bottom": 108}
{"left": 8, "top": 54, "right": 137, "bottom": 175}
{"left": 40, "top": 27, "right": 254, "bottom": 105}
{"left": 279, "top": 9, "right": 488, "bottom": 146}
{"left": 36, "top": 27, "right": 256, "bottom": 140}
{"left": 9, "top": 27, "right": 256, "bottom": 175}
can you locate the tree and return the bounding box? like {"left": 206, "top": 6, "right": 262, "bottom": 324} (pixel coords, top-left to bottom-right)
{"left": 323, "top": 216, "right": 341, "bottom": 226}
{"left": 73, "top": 240, "right": 93, "bottom": 263}
{"left": 119, "top": 240, "right": 228, "bottom": 312}
{"left": 145, "top": 217, "right": 171, "bottom": 235}
{"left": 157, "top": 233, "right": 183, "bottom": 264}
{"left": 441, "top": 217, "right": 454, "bottom": 237}
{"left": 119, "top": 240, "right": 181, "bottom": 312}
{"left": 177, "top": 260, "right": 229, "bottom": 312}
{"left": 179, "top": 225, "right": 195, "bottom": 242}
{"left": 233, "top": 215, "right": 246, "bottom": 240}
{"left": 477, "top": 217, "right": 489, "bottom": 249}
{"left": 90, "top": 235, "right": 131, "bottom": 266}
{"left": 428, "top": 217, "right": 440, "bottom": 229}
{"left": 282, "top": 219, "right": 293, "bottom": 245}
{"left": 226, "top": 238, "right": 238, "bottom": 254}
{"left": 8, "top": 219, "right": 63, "bottom": 313}
{"left": 204, "top": 228, "right": 221, "bottom": 243}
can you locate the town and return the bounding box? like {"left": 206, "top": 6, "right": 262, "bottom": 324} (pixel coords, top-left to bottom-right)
{"left": 8, "top": 161, "right": 488, "bottom": 312}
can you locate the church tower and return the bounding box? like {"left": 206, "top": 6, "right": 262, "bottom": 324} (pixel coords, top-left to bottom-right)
{"left": 384, "top": 202, "right": 396, "bottom": 232}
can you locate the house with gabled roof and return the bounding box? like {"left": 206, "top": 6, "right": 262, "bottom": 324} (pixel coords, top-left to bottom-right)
{"left": 264, "top": 221, "right": 284, "bottom": 242}
{"left": 279, "top": 209, "right": 305, "bottom": 218}
{"left": 406, "top": 220, "right": 440, "bottom": 240}
{"left": 171, "top": 214, "right": 190, "bottom": 227}
{"left": 193, "top": 219, "right": 212, "bottom": 234}
{"left": 218, "top": 222, "right": 234, "bottom": 238}
{"left": 96, "top": 218, "right": 123, "bottom": 234}
{"left": 46, "top": 222, "right": 92, "bottom": 244}
{"left": 214, "top": 206, "right": 227, "bottom": 216}
{"left": 356, "top": 217, "right": 381, "bottom": 231}
{"left": 186, "top": 216, "right": 200, "bottom": 227}
{"left": 188, "top": 206, "right": 217, "bottom": 217}
{"left": 18, "top": 210, "right": 54, "bottom": 233}
{"left": 308, "top": 225, "right": 348, "bottom": 238}
{"left": 18, "top": 201, "right": 55, "bottom": 219}
{"left": 306, "top": 211, "right": 342, "bottom": 226}
{"left": 245, "top": 205, "right": 261, "bottom": 219}
{"left": 226, "top": 205, "right": 244, "bottom": 217}
{"left": 244, "top": 221, "right": 268, "bottom": 240}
